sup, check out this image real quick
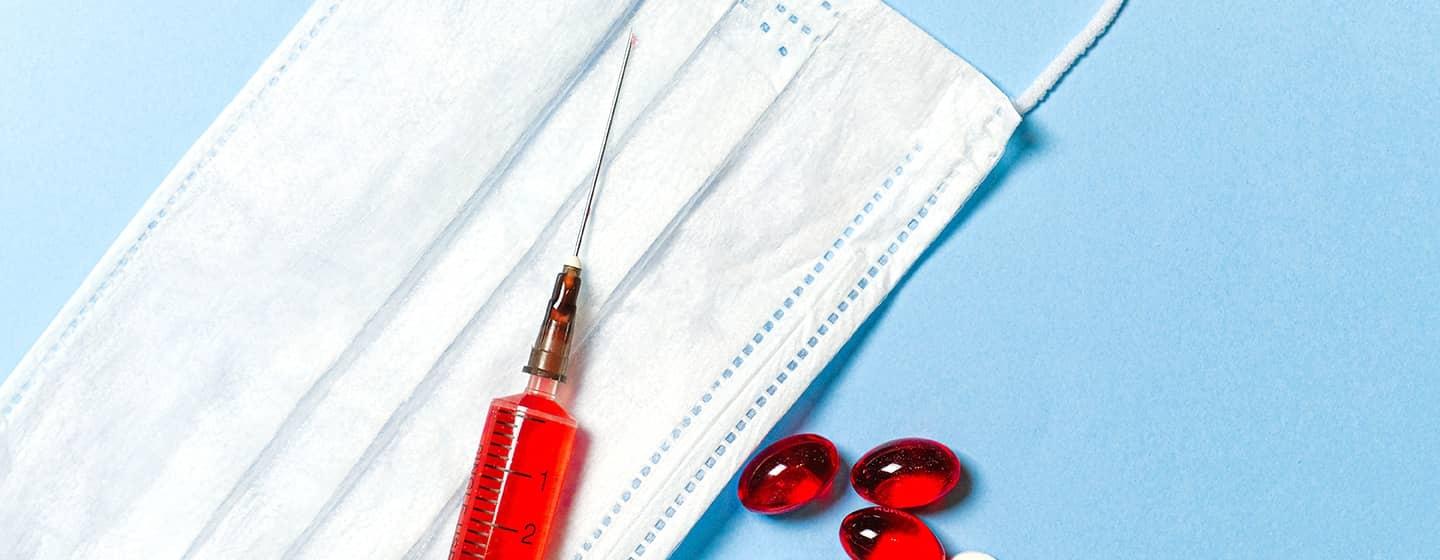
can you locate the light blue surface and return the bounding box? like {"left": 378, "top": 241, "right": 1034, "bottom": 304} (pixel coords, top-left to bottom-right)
{"left": 0, "top": 0, "right": 312, "bottom": 375}
{"left": 3, "top": 1, "right": 1439, "bottom": 558}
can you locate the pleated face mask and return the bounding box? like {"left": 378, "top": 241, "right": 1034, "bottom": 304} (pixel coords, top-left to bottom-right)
{"left": 0, "top": 0, "right": 1121, "bottom": 557}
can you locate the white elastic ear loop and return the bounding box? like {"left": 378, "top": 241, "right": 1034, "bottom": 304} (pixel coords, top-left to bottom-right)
{"left": 1012, "top": 0, "right": 1126, "bottom": 115}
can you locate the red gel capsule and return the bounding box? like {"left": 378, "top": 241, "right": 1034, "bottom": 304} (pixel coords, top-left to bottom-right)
{"left": 839, "top": 506, "right": 945, "bottom": 560}
{"left": 851, "top": 437, "right": 962, "bottom": 509}
{"left": 736, "top": 433, "right": 840, "bottom": 514}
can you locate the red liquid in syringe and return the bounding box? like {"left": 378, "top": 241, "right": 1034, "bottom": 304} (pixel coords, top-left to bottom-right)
{"left": 450, "top": 263, "right": 583, "bottom": 560}
{"left": 449, "top": 376, "right": 576, "bottom": 559}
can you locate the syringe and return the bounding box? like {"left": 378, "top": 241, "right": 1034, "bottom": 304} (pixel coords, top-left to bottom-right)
{"left": 448, "top": 34, "right": 635, "bottom": 560}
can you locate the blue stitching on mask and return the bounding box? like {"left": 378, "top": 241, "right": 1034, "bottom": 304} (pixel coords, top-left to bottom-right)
{"left": 758, "top": 0, "right": 841, "bottom": 67}
{"left": 630, "top": 161, "right": 951, "bottom": 551}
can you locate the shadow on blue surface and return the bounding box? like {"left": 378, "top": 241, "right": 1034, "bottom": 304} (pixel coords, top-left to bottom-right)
{"left": 674, "top": 121, "right": 1043, "bottom": 556}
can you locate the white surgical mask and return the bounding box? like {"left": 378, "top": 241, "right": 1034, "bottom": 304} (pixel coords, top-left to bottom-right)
{"left": 0, "top": 0, "right": 1121, "bottom": 558}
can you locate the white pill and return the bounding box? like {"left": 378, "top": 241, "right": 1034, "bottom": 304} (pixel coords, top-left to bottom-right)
{"left": 953, "top": 552, "right": 997, "bottom": 560}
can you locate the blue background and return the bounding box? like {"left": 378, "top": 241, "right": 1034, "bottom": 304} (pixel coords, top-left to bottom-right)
{"left": 3, "top": 1, "right": 1438, "bottom": 558}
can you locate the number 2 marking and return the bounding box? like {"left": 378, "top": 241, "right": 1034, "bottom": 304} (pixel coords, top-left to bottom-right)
{"left": 520, "top": 523, "right": 537, "bottom": 545}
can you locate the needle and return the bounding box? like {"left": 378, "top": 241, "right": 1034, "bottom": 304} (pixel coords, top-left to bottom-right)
{"left": 572, "top": 32, "right": 637, "bottom": 262}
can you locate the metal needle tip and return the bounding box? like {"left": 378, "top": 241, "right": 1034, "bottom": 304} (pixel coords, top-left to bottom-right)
{"left": 572, "top": 32, "right": 636, "bottom": 261}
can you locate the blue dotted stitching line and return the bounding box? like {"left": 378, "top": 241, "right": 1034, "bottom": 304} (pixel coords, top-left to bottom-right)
{"left": 0, "top": 3, "right": 342, "bottom": 420}
{"left": 574, "top": 141, "right": 924, "bottom": 559}
{"left": 623, "top": 155, "right": 950, "bottom": 560}
{"left": 759, "top": 1, "right": 834, "bottom": 58}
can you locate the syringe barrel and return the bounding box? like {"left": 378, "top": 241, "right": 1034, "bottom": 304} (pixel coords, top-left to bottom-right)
{"left": 449, "top": 391, "right": 577, "bottom": 560}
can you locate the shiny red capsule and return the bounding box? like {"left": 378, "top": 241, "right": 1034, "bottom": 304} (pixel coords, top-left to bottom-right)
{"left": 839, "top": 506, "right": 945, "bottom": 560}
{"left": 736, "top": 433, "right": 840, "bottom": 514}
{"left": 851, "top": 438, "right": 962, "bottom": 509}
